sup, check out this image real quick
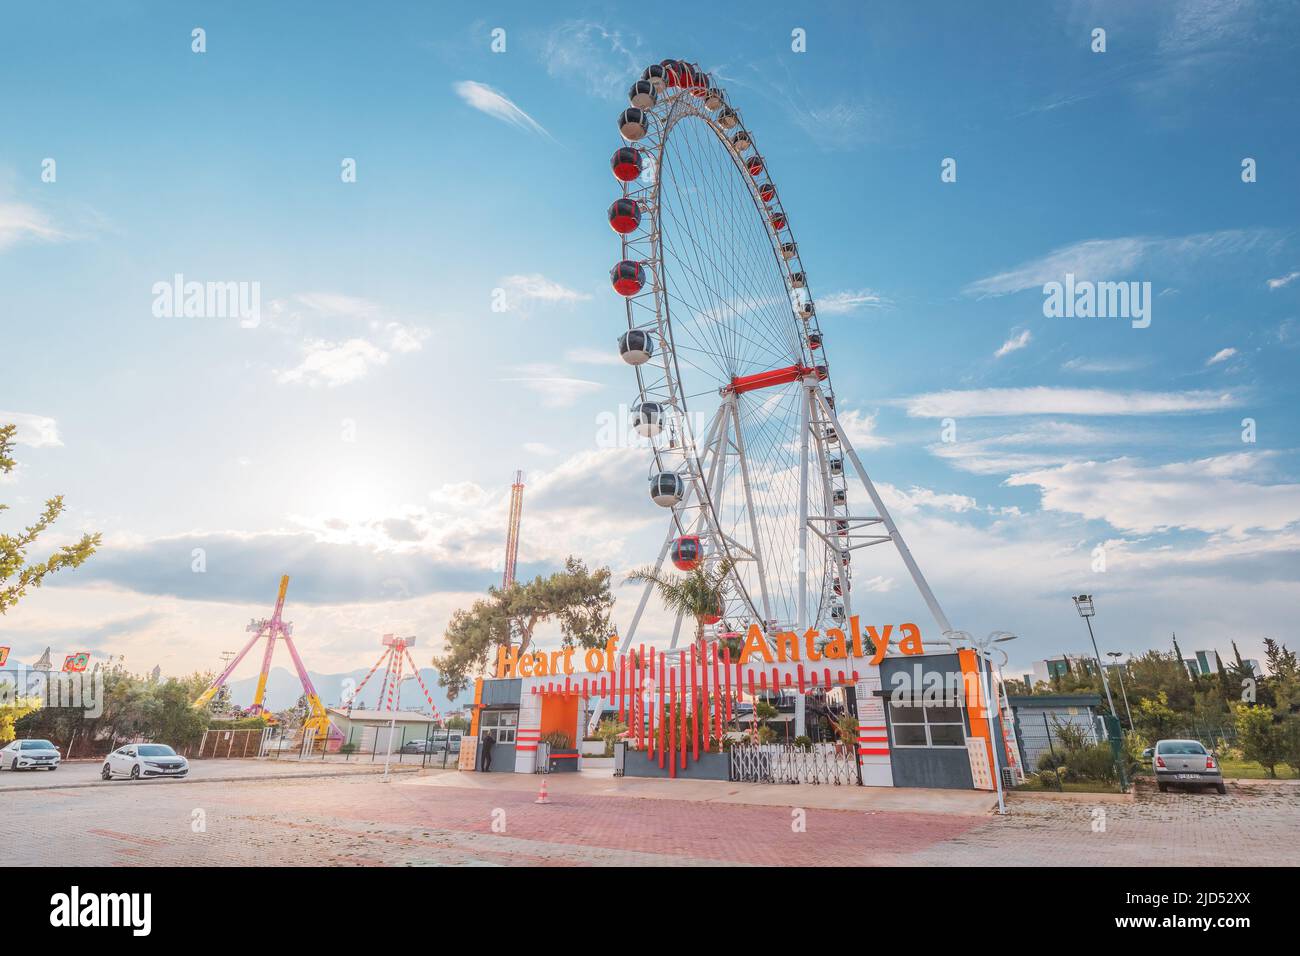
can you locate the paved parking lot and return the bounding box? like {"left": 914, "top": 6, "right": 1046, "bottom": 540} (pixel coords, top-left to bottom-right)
{"left": 0, "top": 758, "right": 420, "bottom": 791}
{"left": 0, "top": 768, "right": 1294, "bottom": 866}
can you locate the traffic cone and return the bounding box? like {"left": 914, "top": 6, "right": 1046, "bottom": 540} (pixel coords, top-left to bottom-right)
{"left": 535, "top": 774, "right": 552, "bottom": 804}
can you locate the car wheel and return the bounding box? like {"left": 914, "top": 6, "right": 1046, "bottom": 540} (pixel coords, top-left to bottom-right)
{"left": 102, "top": 764, "right": 112, "bottom": 780}
{"left": 48, "top": 765, "right": 57, "bottom": 771}
{"left": 9, "top": 758, "right": 16, "bottom": 772}
{"left": 1157, "top": 782, "right": 1168, "bottom": 792}
{"left": 129, "top": 765, "right": 141, "bottom": 780}
{"left": 1216, "top": 783, "right": 1227, "bottom": 795}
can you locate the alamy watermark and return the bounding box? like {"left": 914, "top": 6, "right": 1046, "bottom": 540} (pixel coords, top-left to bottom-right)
{"left": 1042, "top": 273, "right": 1151, "bottom": 329}
{"left": 152, "top": 273, "right": 261, "bottom": 328}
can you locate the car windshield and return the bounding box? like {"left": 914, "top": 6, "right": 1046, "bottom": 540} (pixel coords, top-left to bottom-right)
{"left": 137, "top": 745, "right": 177, "bottom": 757}
{"left": 1157, "top": 741, "right": 1206, "bottom": 755}
{"left": 21, "top": 740, "right": 55, "bottom": 750}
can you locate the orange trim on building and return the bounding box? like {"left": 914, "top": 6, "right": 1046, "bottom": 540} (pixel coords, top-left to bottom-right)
{"left": 959, "top": 648, "right": 996, "bottom": 781}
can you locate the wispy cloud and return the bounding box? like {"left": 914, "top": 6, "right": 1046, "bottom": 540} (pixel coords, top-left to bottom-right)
{"left": 901, "top": 387, "right": 1240, "bottom": 418}
{"left": 540, "top": 21, "right": 643, "bottom": 101}
{"left": 276, "top": 338, "right": 390, "bottom": 388}
{"left": 1061, "top": 357, "right": 1150, "bottom": 374}
{"left": 498, "top": 273, "right": 590, "bottom": 315}
{"left": 453, "top": 81, "right": 552, "bottom": 139}
{"left": 994, "top": 328, "right": 1032, "bottom": 359}
{"left": 1206, "top": 347, "right": 1237, "bottom": 366}
{"left": 0, "top": 202, "right": 64, "bottom": 250}
{"left": 818, "top": 289, "right": 889, "bottom": 315}
{"left": 500, "top": 364, "right": 603, "bottom": 408}
{"left": 1267, "top": 271, "right": 1299, "bottom": 290}
{"left": 964, "top": 229, "right": 1274, "bottom": 297}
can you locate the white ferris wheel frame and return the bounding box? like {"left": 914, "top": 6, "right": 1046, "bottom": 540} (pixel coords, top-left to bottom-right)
{"left": 614, "top": 76, "right": 953, "bottom": 656}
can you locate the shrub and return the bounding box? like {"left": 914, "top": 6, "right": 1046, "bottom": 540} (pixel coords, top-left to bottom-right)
{"left": 540, "top": 730, "right": 572, "bottom": 751}
{"left": 792, "top": 735, "right": 812, "bottom": 751}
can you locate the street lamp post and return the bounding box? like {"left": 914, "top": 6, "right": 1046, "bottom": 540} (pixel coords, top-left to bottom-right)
{"left": 1107, "top": 651, "right": 1134, "bottom": 729}
{"left": 1071, "top": 594, "right": 1118, "bottom": 721}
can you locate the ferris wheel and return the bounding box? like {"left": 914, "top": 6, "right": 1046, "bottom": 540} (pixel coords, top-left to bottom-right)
{"left": 607, "top": 59, "right": 953, "bottom": 653}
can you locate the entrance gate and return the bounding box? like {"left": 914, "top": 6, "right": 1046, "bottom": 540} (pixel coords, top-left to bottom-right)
{"left": 729, "top": 743, "right": 858, "bottom": 785}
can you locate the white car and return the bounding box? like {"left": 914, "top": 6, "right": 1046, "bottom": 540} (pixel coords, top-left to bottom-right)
{"left": 0, "top": 738, "right": 62, "bottom": 771}
{"left": 102, "top": 743, "right": 190, "bottom": 781}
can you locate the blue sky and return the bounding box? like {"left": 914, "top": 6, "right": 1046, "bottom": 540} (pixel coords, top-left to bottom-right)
{"left": 2, "top": 1, "right": 1299, "bottom": 692}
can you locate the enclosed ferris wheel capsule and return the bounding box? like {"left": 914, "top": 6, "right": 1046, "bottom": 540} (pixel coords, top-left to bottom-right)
{"left": 759, "top": 183, "right": 777, "bottom": 204}
{"left": 618, "top": 108, "right": 649, "bottom": 141}
{"left": 770, "top": 211, "right": 787, "bottom": 231}
{"left": 690, "top": 70, "right": 709, "bottom": 94}
{"left": 608, "top": 198, "right": 642, "bottom": 234}
{"left": 700, "top": 599, "right": 723, "bottom": 626}
{"left": 830, "top": 602, "right": 846, "bottom": 623}
{"left": 832, "top": 487, "right": 847, "bottom": 506}
{"left": 798, "top": 302, "right": 816, "bottom": 320}
{"left": 746, "top": 155, "right": 764, "bottom": 178}
{"left": 704, "top": 88, "right": 724, "bottom": 111}
{"left": 631, "top": 400, "right": 666, "bottom": 438}
{"left": 671, "top": 534, "right": 702, "bottom": 571}
{"left": 780, "top": 241, "right": 798, "bottom": 260}
{"left": 661, "top": 59, "right": 685, "bottom": 86}
{"left": 717, "top": 107, "right": 740, "bottom": 129}
{"left": 611, "top": 146, "right": 643, "bottom": 182}
{"left": 611, "top": 260, "right": 646, "bottom": 296}
{"left": 650, "top": 472, "right": 685, "bottom": 507}
{"left": 731, "top": 129, "right": 752, "bottom": 152}
{"left": 807, "top": 332, "right": 823, "bottom": 350}
{"left": 619, "top": 329, "right": 655, "bottom": 365}
{"left": 822, "top": 424, "right": 838, "bottom": 442}
{"left": 628, "top": 80, "right": 657, "bottom": 110}
{"left": 814, "top": 365, "right": 829, "bottom": 381}
{"left": 789, "top": 270, "right": 806, "bottom": 288}
{"left": 641, "top": 63, "right": 666, "bottom": 90}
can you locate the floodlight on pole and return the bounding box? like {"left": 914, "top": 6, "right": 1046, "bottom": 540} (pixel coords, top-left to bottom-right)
{"left": 1072, "top": 593, "right": 1118, "bottom": 719}
{"left": 1107, "top": 651, "right": 1134, "bottom": 729}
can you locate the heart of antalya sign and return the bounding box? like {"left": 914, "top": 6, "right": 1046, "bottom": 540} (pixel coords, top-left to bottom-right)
{"left": 494, "top": 617, "right": 925, "bottom": 679}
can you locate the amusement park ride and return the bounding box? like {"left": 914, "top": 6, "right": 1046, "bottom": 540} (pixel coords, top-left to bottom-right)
{"left": 192, "top": 575, "right": 332, "bottom": 740}
{"left": 607, "top": 59, "right": 955, "bottom": 657}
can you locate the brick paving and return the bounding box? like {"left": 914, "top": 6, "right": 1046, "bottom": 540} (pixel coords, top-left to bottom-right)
{"left": 0, "top": 772, "right": 1294, "bottom": 866}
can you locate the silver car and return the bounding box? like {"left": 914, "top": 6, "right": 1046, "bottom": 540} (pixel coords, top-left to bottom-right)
{"left": 1154, "top": 739, "right": 1226, "bottom": 794}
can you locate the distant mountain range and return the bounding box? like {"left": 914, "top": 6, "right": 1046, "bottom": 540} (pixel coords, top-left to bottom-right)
{"left": 224, "top": 665, "right": 464, "bottom": 713}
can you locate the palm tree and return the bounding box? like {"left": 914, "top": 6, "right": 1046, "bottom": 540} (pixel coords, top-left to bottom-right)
{"left": 625, "top": 559, "right": 734, "bottom": 649}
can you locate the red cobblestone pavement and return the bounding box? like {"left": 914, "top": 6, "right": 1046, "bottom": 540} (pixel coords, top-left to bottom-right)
{"left": 1, "top": 772, "right": 1295, "bottom": 866}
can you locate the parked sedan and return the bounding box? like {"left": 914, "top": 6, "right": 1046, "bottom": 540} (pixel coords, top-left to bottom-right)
{"left": 1153, "top": 739, "right": 1226, "bottom": 794}
{"left": 0, "top": 739, "right": 62, "bottom": 771}
{"left": 101, "top": 743, "right": 189, "bottom": 780}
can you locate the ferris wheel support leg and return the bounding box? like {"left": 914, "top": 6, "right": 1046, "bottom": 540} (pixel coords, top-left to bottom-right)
{"left": 797, "top": 386, "right": 812, "bottom": 634}
{"left": 727, "top": 396, "right": 773, "bottom": 628}
{"left": 812, "top": 391, "right": 954, "bottom": 636}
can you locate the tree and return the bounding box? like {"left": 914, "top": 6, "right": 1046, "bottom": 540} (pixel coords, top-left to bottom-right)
{"left": 625, "top": 559, "right": 734, "bottom": 649}
{"left": 1233, "top": 703, "right": 1285, "bottom": 778}
{"left": 1133, "top": 691, "right": 1178, "bottom": 742}
{"left": 1, "top": 423, "right": 101, "bottom": 614}
{"left": 434, "top": 556, "right": 613, "bottom": 697}
{"left": 1, "top": 696, "right": 41, "bottom": 744}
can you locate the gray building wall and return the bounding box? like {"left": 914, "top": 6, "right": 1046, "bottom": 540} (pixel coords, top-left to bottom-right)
{"left": 623, "top": 751, "right": 730, "bottom": 781}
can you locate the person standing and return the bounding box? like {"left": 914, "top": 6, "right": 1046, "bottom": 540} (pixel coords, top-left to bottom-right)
{"left": 480, "top": 730, "right": 495, "bottom": 772}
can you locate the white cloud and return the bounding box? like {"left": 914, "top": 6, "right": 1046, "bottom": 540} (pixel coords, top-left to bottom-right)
{"left": 453, "top": 81, "right": 552, "bottom": 139}
{"left": 835, "top": 408, "right": 890, "bottom": 450}
{"left": 994, "top": 328, "right": 1032, "bottom": 359}
{"left": 498, "top": 273, "right": 591, "bottom": 315}
{"left": 1007, "top": 452, "right": 1300, "bottom": 536}
{"left": 500, "top": 364, "right": 603, "bottom": 408}
{"left": 1061, "top": 357, "right": 1149, "bottom": 373}
{"left": 0, "top": 202, "right": 64, "bottom": 250}
{"left": 964, "top": 229, "right": 1272, "bottom": 297}
{"left": 276, "top": 338, "right": 389, "bottom": 387}
{"left": 930, "top": 421, "right": 1112, "bottom": 475}
{"left": 1266, "top": 271, "right": 1299, "bottom": 290}
{"left": 523, "top": 442, "right": 558, "bottom": 457}
{"left": 901, "top": 387, "right": 1239, "bottom": 418}
{"left": 0, "top": 411, "right": 62, "bottom": 447}
{"left": 1206, "top": 347, "right": 1237, "bottom": 366}
{"left": 818, "top": 289, "right": 889, "bottom": 315}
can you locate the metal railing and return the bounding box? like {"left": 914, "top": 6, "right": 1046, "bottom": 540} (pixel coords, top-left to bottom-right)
{"left": 729, "top": 742, "right": 858, "bottom": 785}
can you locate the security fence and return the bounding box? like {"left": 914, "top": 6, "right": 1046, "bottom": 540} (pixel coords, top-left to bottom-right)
{"left": 729, "top": 742, "right": 858, "bottom": 785}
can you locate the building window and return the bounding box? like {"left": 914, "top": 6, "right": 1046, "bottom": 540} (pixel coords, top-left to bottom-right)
{"left": 889, "top": 700, "right": 966, "bottom": 748}
{"left": 480, "top": 710, "right": 517, "bottom": 744}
